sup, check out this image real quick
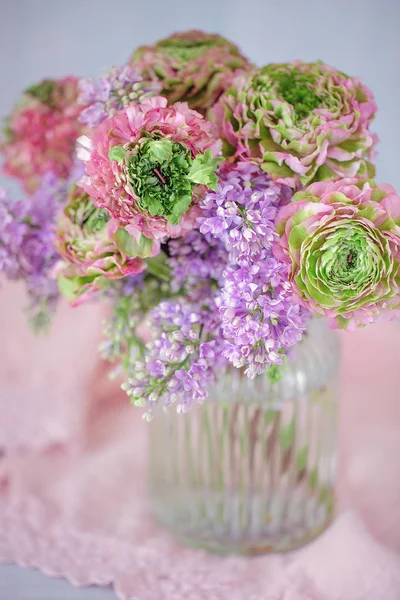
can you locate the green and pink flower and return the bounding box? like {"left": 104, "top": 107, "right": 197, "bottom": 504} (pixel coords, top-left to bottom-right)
{"left": 130, "top": 29, "right": 251, "bottom": 113}
{"left": 214, "top": 61, "right": 377, "bottom": 188}
{"left": 54, "top": 185, "right": 146, "bottom": 305}
{"left": 274, "top": 179, "right": 400, "bottom": 329}
{"left": 1, "top": 77, "right": 86, "bottom": 193}
{"left": 79, "top": 96, "right": 222, "bottom": 257}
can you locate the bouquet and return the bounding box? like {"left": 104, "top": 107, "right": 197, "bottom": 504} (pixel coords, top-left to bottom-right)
{"left": 1, "top": 30, "right": 399, "bottom": 420}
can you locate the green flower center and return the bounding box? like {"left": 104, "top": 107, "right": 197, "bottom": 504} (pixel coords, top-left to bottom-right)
{"left": 301, "top": 221, "right": 391, "bottom": 311}
{"left": 326, "top": 238, "right": 365, "bottom": 284}
{"left": 267, "top": 69, "right": 322, "bottom": 120}
{"left": 163, "top": 44, "right": 212, "bottom": 66}
{"left": 157, "top": 34, "right": 228, "bottom": 67}
{"left": 128, "top": 138, "right": 193, "bottom": 224}
{"left": 109, "top": 138, "right": 222, "bottom": 225}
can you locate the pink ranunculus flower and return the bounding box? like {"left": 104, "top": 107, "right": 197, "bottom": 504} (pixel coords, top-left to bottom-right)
{"left": 274, "top": 178, "right": 400, "bottom": 329}
{"left": 213, "top": 62, "right": 377, "bottom": 189}
{"left": 1, "top": 77, "right": 86, "bottom": 194}
{"left": 54, "top": 185, "right": 146, "bottom": 305}
{"left": 78, "top": 96, "right": 222, "bottom": 257}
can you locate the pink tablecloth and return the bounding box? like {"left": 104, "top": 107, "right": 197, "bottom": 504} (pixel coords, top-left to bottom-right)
{"left": 0, "top": 281, "right": 399, "bottom": 600}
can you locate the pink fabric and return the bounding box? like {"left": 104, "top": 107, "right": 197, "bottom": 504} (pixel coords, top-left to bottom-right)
{"left": 0, "top": 279, "right": 103, "bottom": 452}
{"left": 0, "top": 280, "right": 400, "bottom": 599}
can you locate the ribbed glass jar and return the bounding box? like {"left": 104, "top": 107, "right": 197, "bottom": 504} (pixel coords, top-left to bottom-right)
{"left": 148, "top": 319, "right": 340, "bottom": 555}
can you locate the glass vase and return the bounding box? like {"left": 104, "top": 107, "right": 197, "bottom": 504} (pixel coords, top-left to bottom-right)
{"left": 148, "top": 318, "right": 340, "bottom": 555}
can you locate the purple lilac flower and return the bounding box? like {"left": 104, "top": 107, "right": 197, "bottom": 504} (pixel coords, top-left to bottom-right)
{"left": 78, "top": 64, "right": 161, "bottom": 128}
{"left": 0, "top": 172, "right": 70, "bottom": 330}
{"left": 198, "top": 161, "right": 310, "bottom": 377}
{"left": 198, "top": 161, "right": 292, "bottom": 264}
{"left": 221, "top": 260, "right": 307, "bottom": 377}
{"left": 167, "top": 230, "right": 228, "bottom": 300}
{"left": 122, "top": 299, "right": 228, "bottom": 418}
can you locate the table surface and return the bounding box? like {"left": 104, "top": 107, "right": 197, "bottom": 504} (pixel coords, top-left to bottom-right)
{"left": 1, "top": 290, "right": 400, "bottom": 600}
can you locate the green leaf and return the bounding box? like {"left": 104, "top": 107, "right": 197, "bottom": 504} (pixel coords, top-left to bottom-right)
{"left": 187, "top": 150, "right": 223, "bottom": 188}
{"left": 146, "top": 195, "right": 164, "bottom": 216}
{"left": 339, "top": 139, "right": 364, "bottom": 153}
{"left": 148, "top": 139, "right": 173, "bottom": 163}
{"left": 288, "top": 224, "right": 308, "bottom": 251}
{"left": 57, "top": 275, "right": 95, "bottom": 301}
{"left": 112, "top": 227, "right": 154, "bottom": 258}
{"left": 58, "top": 276, "right": 80, "bottom": 301}
{"left": 261, "top": 155, "right": 293, "bottom": 178}
{"left": 168, "top": 195, "right": 191, "bottom": 224}
{"left": 108, "top": 146, "right": 127, "bottom": 163}
{"left": 222, "top": 139, "right": 236, "bottom": 157}
{"left": 306, "top": 163, "right": 334, "bottom": 184}
{"left": 366, "top": 160, "right": 376, "bottom": 178}
{"left": 174, "top": 152, "right": 190, "bottom": 170}
{"left": 206, "top": 171, "right": 220, "bottom": 191}
{"left": 371, "top": 189, "right": 387, "bottom": 203}
{"left": 145, "top": 252, "right": 171, "bottom": 282}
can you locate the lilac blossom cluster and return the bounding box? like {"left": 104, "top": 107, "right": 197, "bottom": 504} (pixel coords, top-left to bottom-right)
{"left": 0, "top": 173, "right": 68, "bottom": 330}
{"left": 220, "top": 261, "right": 307, "bottom": 377}
{"left": 116, "top": 236, "right": 228, "bottom": 412}
{"left": 122, "top": 299, "right": 228, "bottom": 419}
{"left": 78, "top": 64, "right": 161, "bottom": 128}
{"left": 198, "top": 162, "right": 292, "bottom": 263}
{"left": 167, "top": 230, "right": 228, "bottom": 299}
{"left": 198, "top": 162, "right": 309, "bottom": 378}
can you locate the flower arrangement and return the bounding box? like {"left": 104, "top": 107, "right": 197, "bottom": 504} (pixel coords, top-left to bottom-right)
{"left": 1, "top": 30, "right": 399, "bottom": 419}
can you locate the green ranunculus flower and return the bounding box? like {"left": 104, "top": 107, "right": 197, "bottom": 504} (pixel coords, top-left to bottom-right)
{"left": 274, "top": 178, "right": 400, "bottom": 329}
{"left": 110, "top": 138, "right": 221, "bottom": 226}
{"left": 130, "top": 29, "right": 252, "bottom": 112}
{"left": 54, "top": 185, "right": 146, "bottom": 304}
{"left": 214, "top": 61, "right": 377, "bottom": 188}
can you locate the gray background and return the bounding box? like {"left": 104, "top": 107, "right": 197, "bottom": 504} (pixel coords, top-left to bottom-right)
{"left": 0, "top": 0, "right": 399, "bottom": 598}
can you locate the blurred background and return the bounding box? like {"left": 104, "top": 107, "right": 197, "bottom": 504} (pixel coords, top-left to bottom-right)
{"left": 1, "top": 1, "right": 399, "bottom": 598}
{"left": 1, "top": 0, "right": 400, "bottom": 189}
